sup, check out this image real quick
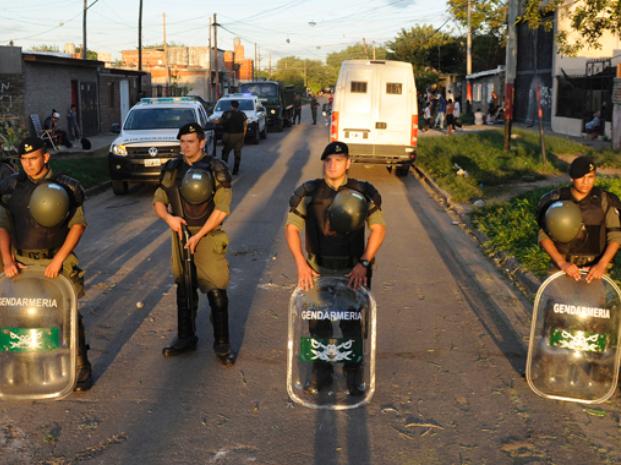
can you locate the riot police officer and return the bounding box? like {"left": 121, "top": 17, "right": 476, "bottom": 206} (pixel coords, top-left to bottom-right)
{"left": 153, "top": 123, "right": 236, "bottom": 365}
{"left": 285, "top": 141, "right": 386, "bottom": 394}
{"left": 538, "top": 156, "right": 621, "bottom": 282}
{"left": 0, "top": 137, "right": 92, "bottom": 390}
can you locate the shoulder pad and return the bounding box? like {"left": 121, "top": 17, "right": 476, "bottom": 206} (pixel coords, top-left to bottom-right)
{"left": 0, "top": 172, "right": 21, "bottom": 196}
{"left": 55, "top": 174, "right": 85, "bottom": 206}
{"left": 346, "top": 179, "right": 382, "bottom": 208}
{"left": 289, "top": 179, "right": 320, "bottom": 209}
{"left": 159, "top": 157, "right": 182, "bottom": 188}
{"left": 209, "top": 158, "right": 232, "bottom": 188}
{"left": 602, "top": 190, "right": 621, "bottom": 211}
{"left": 536, "top": 188, "right": 564, "bottom": 228}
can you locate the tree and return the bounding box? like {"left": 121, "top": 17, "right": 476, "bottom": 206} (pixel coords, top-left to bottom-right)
{"left": 447, "top": 0, "right": 507, "bottom": 36}
{"left": 521, "top": 0, "right": 621, "bottom": 55}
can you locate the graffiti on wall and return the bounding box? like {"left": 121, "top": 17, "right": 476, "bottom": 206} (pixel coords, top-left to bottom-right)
{"left": 0, "top": 80, "right": 13, "bottom": 114}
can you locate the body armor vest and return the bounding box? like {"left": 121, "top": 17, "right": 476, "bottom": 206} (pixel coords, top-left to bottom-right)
{"left": 290, "top": 179, "right": 381, "bottom": 268}
{"left": 1, "top": 172, "right": 82, "bottom": 251}
{"left": 160, "top": 156, "right": 229, "bottom": 227}
{"left": 540, "top": 187, "right": 613, "bottom": 265}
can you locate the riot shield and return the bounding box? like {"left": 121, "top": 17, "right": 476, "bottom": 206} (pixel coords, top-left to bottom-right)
{"left": 526, "top": 271, "right": 621, "bottom": 404}
{"left": 0, "top": 266, "right": 78, "bottom": 400}
{"left": 287, "top": 277, "right": 376, "bottom": 410}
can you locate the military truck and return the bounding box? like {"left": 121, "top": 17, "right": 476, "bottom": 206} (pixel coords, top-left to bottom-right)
{"left": 239, "top": 81, "right": 294, "bottom": 131}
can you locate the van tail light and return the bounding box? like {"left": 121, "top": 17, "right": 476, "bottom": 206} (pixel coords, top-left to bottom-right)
{"left": 411, "top": 114, "right": 418, "bottom": 147}
{"left": 330, "top": 111, "right": 339, "bottom": 142}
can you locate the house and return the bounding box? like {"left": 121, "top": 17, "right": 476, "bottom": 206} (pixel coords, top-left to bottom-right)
{"left": 466, "top": 66, "right": 505, "bottom": 114}
{"left": 0, "top": 45, "right": 148, "bottom": 137}
{"left": 513, "top": 5, "right": 621, "bottom": 137}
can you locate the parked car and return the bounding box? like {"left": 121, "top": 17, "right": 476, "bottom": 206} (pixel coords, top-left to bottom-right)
{"left": 209, "top": 93, "right": 267, "bottom": 144}
{"left": 108, "top": 97, "right": 214, "bottom": 195}
{"left": 332, "top": 60, "right": 418, "bottom": 174}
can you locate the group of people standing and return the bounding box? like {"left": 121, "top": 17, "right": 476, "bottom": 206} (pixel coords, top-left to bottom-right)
{"left": 0, "top": 120, "right": 386, "bottom": 395}
{"left": 421, "top": 89, "right": 461, "bottom": 134}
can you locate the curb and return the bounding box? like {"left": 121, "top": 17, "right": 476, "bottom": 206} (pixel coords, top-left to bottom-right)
{"left": 411, "top": 164, "right": 542, "bottom": 298}
{"left": 85, "top": 181, "right": 111, "bottom": 198}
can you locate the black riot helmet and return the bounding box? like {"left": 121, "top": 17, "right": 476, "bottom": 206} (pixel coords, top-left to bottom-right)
{"left": 28, "top": 182, "right": 70, "bottom": 227}
{"left": 544, "top": 200, "right": 584, "bottom": 243}
{"left": 180, "top": 168, "right": 214, "bottom": 204}
{"left": 327, "top": 189, "right": 369, "bottom": 235}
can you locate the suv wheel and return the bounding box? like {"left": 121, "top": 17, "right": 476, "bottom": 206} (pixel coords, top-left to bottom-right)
{"left": 112, "top": 180, "right": 129, "bottom": 195}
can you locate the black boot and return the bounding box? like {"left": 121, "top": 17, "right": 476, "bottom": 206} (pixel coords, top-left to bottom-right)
{"left": 344, "top": 364, "right": 365, "bottom": 397}
{"left": 304, "top": 361, "right": 333, "bottom": 395}
{"left": 163, "top": 285, "right": 198, "bottom": 357}
{"left": 75, "top": 314, "right": 93, "bottom": 391}
{"left": 232, "top": 158, "right": 240, "bottom": 175}
{"left": 207, "top": 289, "right": 236, "bottom": 366}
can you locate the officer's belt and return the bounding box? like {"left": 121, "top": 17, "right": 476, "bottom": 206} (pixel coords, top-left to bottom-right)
{"left": 310, "top": 254, "right": 355, "bottom": 270}
{"left": 17, "top": 248, "right": 57, "bottom": 259}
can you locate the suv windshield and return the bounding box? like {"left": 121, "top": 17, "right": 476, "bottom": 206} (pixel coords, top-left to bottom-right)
{"left": 215, "top": 99, "right": 254, "bottom": 112}
{"left": 124, "top": 108, "right": 196, "bottom": 130}
{"left": 240, "top": 84, "right": 277, "bottom": 99}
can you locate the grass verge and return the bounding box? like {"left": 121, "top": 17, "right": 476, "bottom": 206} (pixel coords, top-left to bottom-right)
{"left": 472, "top": 177, "right": 621, "bottom": 281}
{"left": 416, "top": 128, "right": 615, "bottom": 202}
{"left": 51, "top": 154, "right": 108, "bottom": 189}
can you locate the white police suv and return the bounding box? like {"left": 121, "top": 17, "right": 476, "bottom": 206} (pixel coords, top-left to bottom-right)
{"left": 209, "top": 93, "right": 267, "bottom": 144}
{"left": 108, "top": 97, "right": 214, "bottom": 195}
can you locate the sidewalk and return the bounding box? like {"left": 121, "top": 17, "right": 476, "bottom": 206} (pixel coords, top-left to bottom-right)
{"left": 55, "top": 132, "right": 116, "bottom": 157}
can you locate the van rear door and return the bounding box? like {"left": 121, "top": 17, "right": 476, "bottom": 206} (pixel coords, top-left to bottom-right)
{"left": 339, "top": 67, "right": 374, "bottom": 144}
{"left": 375, "top": 69, "right": 411, "bottom": 147}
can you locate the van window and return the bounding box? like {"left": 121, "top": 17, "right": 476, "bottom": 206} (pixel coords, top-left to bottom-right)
{"left": 386, "top": 83, "right": 402, "bottom": 94}
{"left": 350, "top": 81, "right": 367, "bottom": 93}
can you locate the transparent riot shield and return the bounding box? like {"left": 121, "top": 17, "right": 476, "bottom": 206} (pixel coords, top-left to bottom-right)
{"left": 287, "top": 277, "right": 377, "bottom": 410}
{"left": 0, "top": 266, "right": 78, "bottom": 400}
{"left": 526, "top": 271, "right": 621, "bottom": 404}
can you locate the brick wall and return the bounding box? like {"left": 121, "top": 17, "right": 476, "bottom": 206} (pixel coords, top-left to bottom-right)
{"left": 22, "top": 62, "right": 99, "bottom": 134}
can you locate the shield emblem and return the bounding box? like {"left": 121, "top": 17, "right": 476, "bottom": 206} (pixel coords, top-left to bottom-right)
{"left": 148, "top": 147, "right": 158, "bottom": 157}
{"left": 0, "top": 266, "right": 78, "bottom": 400}
{"left": 287, "top": 277, "right": 377, "bottom": 410}
{"left": 526, "top": 271, "right": 621, "bottom": 404}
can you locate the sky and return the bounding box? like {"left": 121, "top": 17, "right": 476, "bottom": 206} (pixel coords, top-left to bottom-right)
{"left": 0, "top": 0, "right": 452, "bottom": 64}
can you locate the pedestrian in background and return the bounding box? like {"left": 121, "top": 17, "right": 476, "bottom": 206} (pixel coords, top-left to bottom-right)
{"left": 423, "top": 102, "right": 431, "bottom": 132}
{"left": 446, "top": 99, "right": 455, "bottom": 135}
{"left": 213, "top": 100, "right": 247, "bottom": 175}
{"left": 67, "top": 104, "right": 81, "bottom": 142}
{"left": 310, "top": 95, "right": 319, "bottom": 125}
{"left": 434, "top": 93, "right": 446, "bottom": 130}
{"left": 293, "top": 94, "right": 302, "bottom": 125}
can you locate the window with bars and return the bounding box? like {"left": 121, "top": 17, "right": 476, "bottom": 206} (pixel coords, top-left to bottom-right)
{"left": 350, "top": 81, "right": 367, "bottom": 93}
{"left": 386, "top": 82, "right": 402, "bottom": 94}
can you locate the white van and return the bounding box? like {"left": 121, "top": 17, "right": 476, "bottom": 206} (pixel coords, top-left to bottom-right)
{"left": 331, "top": 60, "right": 418, "bottom": 167}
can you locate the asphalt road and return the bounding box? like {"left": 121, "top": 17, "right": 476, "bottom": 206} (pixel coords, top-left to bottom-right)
{"left": 1, "top": 112, "right": 620, "bottom": 465}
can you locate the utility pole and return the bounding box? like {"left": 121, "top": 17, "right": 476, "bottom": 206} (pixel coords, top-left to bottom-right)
{"left": 138, "top": 0, "right": 143, "bottom": 95}
{"left": 213, "top": 13, "right": 220, "bottom": 99}
{"left": 269, "top": 52, "right": 272, "bottom": 78}
{"left": 82, "top": 0, "right": 100, "bottom": 60}
{"left": 208, "top": 15, "right": 212, "bottom": 101}
{"left": 362, "top": 37, "right": 369, "bottom": 58}
{"left": 254, "top": 43, "right": 257, "bottom": 80}
{"left": 163, "top": 13, "right": 170, "bottom": 89}
{"left": 82, "top": 0, "right": 87, "bottom": 59}
{"left": 466, "top": 0, "right": 473, "bottom": 112}
{"left": 503, "top": 0, "right": 519, "bottom": 152}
